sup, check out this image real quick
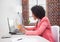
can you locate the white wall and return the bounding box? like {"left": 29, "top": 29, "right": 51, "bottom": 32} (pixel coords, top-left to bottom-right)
{"left": 0, "top": 0, "right": 22, "bottom": 36}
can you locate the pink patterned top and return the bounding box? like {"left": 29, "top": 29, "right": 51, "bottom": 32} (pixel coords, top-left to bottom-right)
{"left": 25, "top": 17, "right": 54, "bottom": 42}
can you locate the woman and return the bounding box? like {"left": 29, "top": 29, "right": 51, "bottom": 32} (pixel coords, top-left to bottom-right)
{"left": 20, "top": 5, "right": 54, "bottom": 42}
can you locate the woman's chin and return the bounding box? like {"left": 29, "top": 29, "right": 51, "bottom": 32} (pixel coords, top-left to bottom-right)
{"left": 34, "top": 18, "right": 37, "bottom": 20}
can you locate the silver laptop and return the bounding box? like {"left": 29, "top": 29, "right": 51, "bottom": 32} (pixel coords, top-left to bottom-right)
{"left": 7, "top": 18, "right": 24, "bottom": 35}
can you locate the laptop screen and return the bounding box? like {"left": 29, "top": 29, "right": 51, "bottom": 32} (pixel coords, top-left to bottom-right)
{"left": 7, "top": 18, "right": 24, "bottom": 35}
{"left": 7, "top": 18, "right": 16, "bottom": 34}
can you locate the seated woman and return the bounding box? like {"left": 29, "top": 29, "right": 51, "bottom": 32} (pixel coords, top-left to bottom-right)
{"left": 20, "top": 5, "right": 54, "bottom": 42}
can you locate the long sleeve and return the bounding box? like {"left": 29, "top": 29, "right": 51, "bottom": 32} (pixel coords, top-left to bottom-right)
{"left": 25, "top": 21, "right": 48, "bottom": 35}
{"left": 25, "top": 26, "right": 36, "bottom": 30}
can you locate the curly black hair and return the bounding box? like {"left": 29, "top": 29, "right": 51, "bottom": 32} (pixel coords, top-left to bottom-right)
{"left": 31, "top": 5, "right": 45, "bottom": 19}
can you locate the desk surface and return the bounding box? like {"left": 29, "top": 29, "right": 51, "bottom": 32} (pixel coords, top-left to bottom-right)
{"left": 0, "top": 35, "right": 49, "bottom": 42}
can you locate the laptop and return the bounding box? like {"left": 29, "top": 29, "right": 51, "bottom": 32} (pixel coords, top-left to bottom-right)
{"left": 7, "top": 18, "right": 24, "bottom": 35}
{"left": 1, "top": 18, "right": 24, "bottom": 39}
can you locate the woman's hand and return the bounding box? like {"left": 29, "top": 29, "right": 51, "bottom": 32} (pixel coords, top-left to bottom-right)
{"left": 20, "top": 27, "right": 26, "bottom": 33}
{"left": 17, "top": 25, "right": 26, "bottom": 34}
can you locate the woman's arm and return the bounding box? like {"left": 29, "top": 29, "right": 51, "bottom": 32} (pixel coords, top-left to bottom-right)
{"left": 25, "top": 26, "right": 36, "bottom": 30}
{"left": 19, "top": 25, "right": 36, "bottom": 33}
{"left": 25, "top": 21, "right": 48, "bottom": 35}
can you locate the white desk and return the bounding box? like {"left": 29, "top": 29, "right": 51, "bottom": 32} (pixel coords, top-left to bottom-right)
{"left": 0, "top": 35, "right": 49, "bottom": 42}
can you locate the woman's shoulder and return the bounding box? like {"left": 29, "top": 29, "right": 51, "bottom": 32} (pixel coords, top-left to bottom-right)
{"left": 38, "top": 16, "right": 50, "bottom": 25}
{"left": 41, "top": 16, "right": 49, "bottom": 22}
{"left": 37, "top": 17, "right": 50, "bottom": 27}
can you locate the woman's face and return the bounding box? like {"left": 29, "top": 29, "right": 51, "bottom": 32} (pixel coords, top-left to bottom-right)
{"left": 32, "top": 13, "right": 37, "bottom": 20}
